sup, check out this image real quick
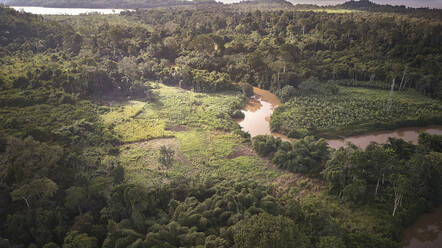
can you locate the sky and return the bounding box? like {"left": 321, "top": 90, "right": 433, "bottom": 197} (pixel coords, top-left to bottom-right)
{"left": 217, "top": 0, "right": 442, "bottom": 9}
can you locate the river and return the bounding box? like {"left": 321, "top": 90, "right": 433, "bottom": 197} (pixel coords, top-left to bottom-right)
{"left": 10, "top": 6, "right": 131, "bottom": 15}
{"left": 236, "top": 87, "right": 286, "bottom": 138}
{"left": 328, "top": 126, "right": 442, "bottom": 149}
{"left": 237, "top": 87, "right": 442, "bottom": 247}
{"left": 237, "top": 87, "right": 442, "bottom": 148}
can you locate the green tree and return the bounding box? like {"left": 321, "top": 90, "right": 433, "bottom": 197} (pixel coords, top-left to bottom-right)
{"left": 11, "top": 177, "right": 58, "bottom": 208}
{"left": 65, "top": 186, "right": 87, "bottom": 214}
{"left": 318, "top": 236, "right": 346, "bottom": 248}
{"left": 158, "top": 146, "right": 175, "bottom": 167}
{"left": 63, "top": 231, "right": 97, "bottom": 248}
{"left": 111, "top": 165, "right": 125, "bottom": 184}
{"left": 233, "top": 212, "right": 308, "bottom": 248}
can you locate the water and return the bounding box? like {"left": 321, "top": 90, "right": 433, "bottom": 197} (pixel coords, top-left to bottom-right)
{"left": 10, "top": 6, "right": 131, "bottom": 15}
{"left": 237, "top": 87, "right": 442, "bottom": 247}
{"left": 328, "top": 126, "right": 442, "bottom": 149}
{"left": 402, "top": 206, "right": 442, "bottom": 248}
{"left": 238, "top": 87, "right": 442, "bottom": 149}
{"left": 236, "top": 87, "right": 288, "bottom": 138}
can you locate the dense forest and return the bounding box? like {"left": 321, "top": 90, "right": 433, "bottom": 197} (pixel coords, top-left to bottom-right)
{"left": 0, "top": 1, "right": 442, "bottom": 248}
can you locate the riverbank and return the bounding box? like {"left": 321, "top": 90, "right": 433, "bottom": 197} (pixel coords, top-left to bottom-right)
{"left": 238, "top": 87, "right": 442, "bottom": 149}
{"left": 328, "top": 125, "right": 442, "bottom": 149}
{"left": 237, "top": 87, "right": 288, "bottom": 138}
{"left": 271, "top": 87, "right": 442, "bottom": 140}
{"left": 314, "top": 114, "right": 442, "bottom": 140}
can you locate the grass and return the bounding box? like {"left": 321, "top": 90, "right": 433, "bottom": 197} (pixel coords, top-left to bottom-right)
{"left": 101, "top": 100, "right": 172, "bottom": 142}
{"left": 101, "top": 101, "right": 145, "bottom": 125}
{"left": 100, "top": 84, "right": 244, "bottom": 143}
{"left": 140, "top": 84, "right": 244, "bottom": 130}
{"left": 108, "top": 84, "right": 278, "bottom": 185}
{"left": 118, "top": 129, "right": 281, "bottom": 186}
{"left": 271, "top": 86, "right": 442, "bottom": 138}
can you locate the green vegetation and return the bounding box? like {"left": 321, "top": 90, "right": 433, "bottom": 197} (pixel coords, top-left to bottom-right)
{"left": 253, "top": 135, "right": 330, "bottom": 177}
{"left": 272, "top": 85, "right": 442, "bottom": 138}
{"left": 0, "top": 2, "right": 441, "bottom": 248}
{"left": 101, "top": 100, "right": 172, "bottom": 143}
{"left": 250, "top": 133, "right": 442, "bottom": 247}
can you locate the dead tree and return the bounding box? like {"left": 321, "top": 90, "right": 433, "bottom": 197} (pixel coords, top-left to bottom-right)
{"left": 398, "top": 66, "right": 408, "bottom": 90}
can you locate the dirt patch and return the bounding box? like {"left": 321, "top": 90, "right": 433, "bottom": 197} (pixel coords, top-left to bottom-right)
{"left": 165, "top": 125, "right": 188, "bottom": 132}
{"left": 227, "top": 145, "right": 257, "bottom": 159}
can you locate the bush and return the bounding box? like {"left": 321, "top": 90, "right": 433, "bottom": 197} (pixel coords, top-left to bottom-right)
{"left": 252, "top": 135, "right": 282, "bottom": 157}
{"left": 231, "top": 109, "right": 245, "bottom": 119}
{"left": 158, "top": 146, "right": 174, "bottom": 167}
{"left": 276, "top": 85, "right": 297, "bottom": 102}
{"left": 239, "top": 82, "right": 254, "bottom": 97}
{"left": 233, "top": 213, "right": 308, "bottom": 248}
{"left": 287, "top": 128, "right": 308, "bottom": 138}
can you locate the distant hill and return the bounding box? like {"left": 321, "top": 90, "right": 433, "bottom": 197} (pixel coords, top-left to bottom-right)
{"left": 340, "top": 0, "right": 380, "bottom": 8}
{"left": 242, "top": 0, "right": 292, "bottom": 4}
{"left": 4, "top": 0, "right": 218, "bottom": 8}
{"left": 336, "top": 0, "right": 437, "bottom": 12}
{"left": 233, "top": 0, "right": 293, "bottom": 8}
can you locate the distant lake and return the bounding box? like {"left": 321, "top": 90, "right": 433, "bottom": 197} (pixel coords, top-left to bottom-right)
{"left": 10, "top": 6, "right": 132, "bottom": 15}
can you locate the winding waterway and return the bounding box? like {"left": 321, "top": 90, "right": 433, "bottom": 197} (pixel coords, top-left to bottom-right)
{"left": 328, "top": 126, "right": 442, "bottom": 150}
{"left": 237, "top": 87, "right": 442, "bottom": 148}
{"left": 236, "top": 87, "right": 284, "bottom": 138}
{"left": 237, "top": 87, "right": 442, "bottom": 247}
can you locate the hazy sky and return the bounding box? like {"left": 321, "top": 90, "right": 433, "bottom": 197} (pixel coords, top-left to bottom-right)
{"left": 217, "top": 0, "right": 442, "bottom": 9}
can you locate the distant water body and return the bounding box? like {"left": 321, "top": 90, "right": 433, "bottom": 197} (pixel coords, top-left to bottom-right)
{"left": 10, "top": 6, "right": 132, "bottom": 15}
{"left": 218, "top": 0, "right": 442, "bottom": 9}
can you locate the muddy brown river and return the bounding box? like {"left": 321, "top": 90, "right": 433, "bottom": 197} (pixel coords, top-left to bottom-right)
{"left": 237, "top": 87, "right": 442, "bottom": 148}
{"left": 328, "top": 126, "right": 442, "bottom": 149}
{"left": 237, "top": 87, "right": 287, "bottom": 139}
{"left": 237, "top": 87, "right": 442, "bottom": 248}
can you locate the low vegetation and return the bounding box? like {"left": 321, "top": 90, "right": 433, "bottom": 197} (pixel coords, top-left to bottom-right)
{"left": 272, "top": 85, "right": 442, "bottom": 138}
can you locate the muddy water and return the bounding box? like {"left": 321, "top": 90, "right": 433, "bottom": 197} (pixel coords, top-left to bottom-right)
{"left": 328, "top": 126, "right": 442, "bottom": 150}
{"left": 237, "top": 88, "right": 442, "bottom": 149}
{"left": 238, "top": 88, "right": 442, "bottom": 247}
{"left": 237, "top": 87, "right": 287, "bottom": 138}
{"left": 402, "top": 207, "right": 442, "bottom": 248}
